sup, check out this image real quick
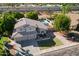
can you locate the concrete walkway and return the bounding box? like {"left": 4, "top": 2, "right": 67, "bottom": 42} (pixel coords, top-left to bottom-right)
{"left": 23, "top": 45, "right": 40, "bottom": 56}
{"left": 54, "top": 32, "right": 75, "bottom": 45}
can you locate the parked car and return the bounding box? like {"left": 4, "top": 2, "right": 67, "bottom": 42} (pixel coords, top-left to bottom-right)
{"left": 41, "top": 18, "right": 54, "bottom": 26}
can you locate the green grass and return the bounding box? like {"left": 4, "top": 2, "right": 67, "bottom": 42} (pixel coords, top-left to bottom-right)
{"left": 53, "top": 38, "right": 63, "bottom": 46}
{"left": 37, "top": 37, "right": 63, "bottom": 50}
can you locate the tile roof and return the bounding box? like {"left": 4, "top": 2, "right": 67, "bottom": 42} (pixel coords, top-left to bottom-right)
{"left": 14, "top": 18, "right": 48, "bottom": 30}
{"left": 12, "top": 18, "right": 48, "bottom": 39}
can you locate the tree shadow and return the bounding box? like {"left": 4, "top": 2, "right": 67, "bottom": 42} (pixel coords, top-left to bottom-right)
{"left": 67, "top": 32, "right": 79, "bottom": 42}
{"left": 76, "top": 24, "right": 79, "bottom": 31}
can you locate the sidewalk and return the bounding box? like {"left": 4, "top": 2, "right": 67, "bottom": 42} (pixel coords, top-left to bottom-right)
{"left": 23, "top": 45, "right": 40, "bottom": 56}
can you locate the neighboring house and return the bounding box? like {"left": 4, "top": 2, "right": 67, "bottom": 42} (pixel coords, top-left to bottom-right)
{"left": 11, "top": 18, "right": 49, "bottom": 42}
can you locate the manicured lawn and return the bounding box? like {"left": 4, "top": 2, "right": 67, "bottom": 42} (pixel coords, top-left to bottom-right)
{"left": 37, "top": 37, "right": 63, "bottom": 50}
{"left": 54, "top": 38, "right": 63, "bottom": 46}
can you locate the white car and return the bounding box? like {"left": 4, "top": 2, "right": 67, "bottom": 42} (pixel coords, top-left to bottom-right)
{"left": 42, "top": 19, "right": 54, "bottom": 25}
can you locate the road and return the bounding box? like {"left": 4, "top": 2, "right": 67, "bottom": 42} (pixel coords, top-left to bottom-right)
{"left": 0, "top": 5, "right": 79, "bottom": 12}
{"left": 41, "top": 44, "right": 79, "bottom": 56}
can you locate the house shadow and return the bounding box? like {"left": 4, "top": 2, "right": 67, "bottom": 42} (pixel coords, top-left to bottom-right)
{"left": 16, "top": 37, "right": 56, "bottom": 48}
{"left": 16, "top": 39, "right": 37, "bottom": 47}
{"left": 16, "top": 29, "right": 56, "bottom": 48}
{"left": 36, "top": 32, "right": 56, "bottom": 47}
{"left": 16, "top": 32, "right": 56, "bottom": 48}
{"left": 37, "top": 38, "right": 56, "bottom": 47}
{"left": 67, "top": 32, "right": 79, "bottom": 42}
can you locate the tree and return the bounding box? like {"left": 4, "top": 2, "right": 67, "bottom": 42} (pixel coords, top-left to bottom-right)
{"left": 13, "top": 12, "right": 24, "bottom": 19}
{"left": 0, "top": 17, "right": 3, "bottom": 34}
{"left": 0, "top": 11, "right": 24, "bottom": 36}
{"left": 25, "top": 11, "right": 38, "bottom": 20}
{"left": 61, "top": 4, "right": 72, "bottom": 14}
{"left": 54, "top": 14, "right": 71, "bottom": 32}
{"left": 1, "top": 12, "right": 16, "bottom": 36}
{"left": 4, "top": 11, "right": 24, "bottom": 19}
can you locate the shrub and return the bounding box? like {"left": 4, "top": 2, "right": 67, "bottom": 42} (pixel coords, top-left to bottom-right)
{"left": 53, "top": 13, "right": 58, "bottom": 19}
{"left": 0, "top": 12, "right": 16, "bottom": 36}
{"left": 25, "top": 11, "right": 38, "bottom": 20}
{"left": 5, "top": 11, "right": 24, "bottom": 19}
{"left": 13, "top": 12, "right": 24, "bottom": 19}
{"left": 54, "top": 14, "right": 71, "bottom": 32}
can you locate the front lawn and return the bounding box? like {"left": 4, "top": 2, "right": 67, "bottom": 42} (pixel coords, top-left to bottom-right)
{"left": 37, "top": 37, "right": 63, "bottom": 50}
{"left": 54, "top": 38, "right": 63, "bottom": 46}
